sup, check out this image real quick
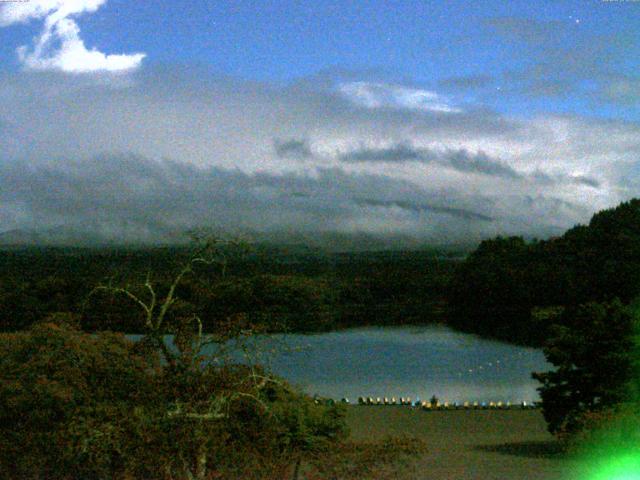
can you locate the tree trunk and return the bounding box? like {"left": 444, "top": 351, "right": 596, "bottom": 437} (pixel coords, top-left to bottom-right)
{"left": 292, "top": 457, "right": 301, "bottom": 480}
{"left": 195, "top": 443, "right": 208, "bottom": 480}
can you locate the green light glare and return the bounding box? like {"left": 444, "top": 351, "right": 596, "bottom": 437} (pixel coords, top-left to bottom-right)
{"left": 578, "top": 306, "right": 640, "bottom": 480}
{"left": 586, "top": 454, "right": 640, "bottom": 480}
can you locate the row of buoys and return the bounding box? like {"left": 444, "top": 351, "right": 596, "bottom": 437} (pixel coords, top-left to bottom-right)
{"left": 419, "top": 400, "right": 536, "bottom": 410}
{"left": 356, "top": 397, "right": 538, "bottom": 410}
{"left": 356, "top": 396, "right": 414, "bottom": 406}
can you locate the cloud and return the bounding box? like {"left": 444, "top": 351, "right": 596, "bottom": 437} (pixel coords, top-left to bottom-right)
{"left": 0, "top": 0, "right": 106, "bottom": 26}
{"left": 338, "top": 144, "right": 523, "bottom": 180}
{"left": 0, "top": 154, "right": 502, "bottom": 244}
{"left": 571, "top": 175, "right": 600, "bottom": 188}
{"left": 338, "top": 143, "right": 423, "bottom": 163}
{"left": 0, "top": 0, "right": 145, "bottom": 73}
{"left": 445, "top": 150, "right": 523, "bottom": 180}
{"left": 338, "top": 81, "right": 460, "bottom": 113}
{"left": 353, "top": 198, "right": 494, "bottom": 222}
{"left": 274, "top": 138, "right": 313, "bottom": 159}
{"left": 0, "top": 68, "right": 636, "bottom": 246}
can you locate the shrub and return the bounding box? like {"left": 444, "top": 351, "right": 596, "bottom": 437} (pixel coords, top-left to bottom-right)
{"left": 0, "top": 321, "right": 160, "bottom": 479}
{"left": 0, "top": 321, "right": 349, "bottom": 479}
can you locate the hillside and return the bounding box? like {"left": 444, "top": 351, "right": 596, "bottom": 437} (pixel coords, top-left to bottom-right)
{"left": 448, "top": 198, "right": 640, "bottom": 346}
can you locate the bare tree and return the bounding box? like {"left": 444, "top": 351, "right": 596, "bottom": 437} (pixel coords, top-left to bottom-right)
{"left": 87, "top": 234, "right": 278, "bottom": 480}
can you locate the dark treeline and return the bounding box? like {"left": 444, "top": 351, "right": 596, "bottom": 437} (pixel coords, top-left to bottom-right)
{"left": 2, "top": 199, "right": 639, "bottom": 348}
{"left": 0, "top": 244, "right": 459, "bottom": 333}
{"left": 448, "top": 198, "right": 640, "bottom": 346}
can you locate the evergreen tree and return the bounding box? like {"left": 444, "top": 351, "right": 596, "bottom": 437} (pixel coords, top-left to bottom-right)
{"left": 532, "top": 300, "right": 636, "bottom": 437}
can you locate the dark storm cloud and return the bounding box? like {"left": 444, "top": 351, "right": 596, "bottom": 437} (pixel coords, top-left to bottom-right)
{"left": 339, "top": 143, "right": 424, "bottom": 163}
{"left": 0, "top": 153, "right": 509, "bottom": 244}
{"left": 445, "top": 150, "right": 522, "bottom": 179}
{"left": 0, "top": 154, "right": 333, "bottom": 239}
{"left": 354, "top": 198, "right": 494, "bottom": 222}
{"left": 571, "top": 175, "right": 600, "bottom": 188}
{"left": 274, "top": 138, "right": 313, "bottom": 158}
{"left": 339, "top": 144, "right": 522, "bottom": 180}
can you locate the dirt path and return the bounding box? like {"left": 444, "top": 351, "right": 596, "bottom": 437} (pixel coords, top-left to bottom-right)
{"left": 346, "top": 407, "right": 580, "bottom": 480}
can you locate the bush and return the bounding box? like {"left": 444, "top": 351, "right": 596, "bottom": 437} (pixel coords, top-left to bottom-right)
{"left": 0, "top": 321, "right": 160, "bottom": 479}
{"left": 0, "top": 321, "right": 348, "bottom": 479}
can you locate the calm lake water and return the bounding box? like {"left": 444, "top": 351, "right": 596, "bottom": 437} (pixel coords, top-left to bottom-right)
{"left": 134, "top": 325, "right": 551, "bottom": 404}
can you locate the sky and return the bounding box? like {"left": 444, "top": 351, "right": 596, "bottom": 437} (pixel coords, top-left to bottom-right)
{"left": 0, "top": 0, "right": 639, "bottom": 245}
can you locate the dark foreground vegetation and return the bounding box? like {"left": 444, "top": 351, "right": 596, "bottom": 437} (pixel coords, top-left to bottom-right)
{"left": 0, "top": 318, "right": 429, "bottom": 479}
{"left": 0, "top": 239, "right": 428, "bottom": 479}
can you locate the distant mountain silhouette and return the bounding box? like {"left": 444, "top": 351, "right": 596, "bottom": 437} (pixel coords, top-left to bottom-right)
{"left": 0, "top": 225, "right": 476, "bottom": 252}
{"left": 0, "top": 229, "right": 44, "bottom": 246}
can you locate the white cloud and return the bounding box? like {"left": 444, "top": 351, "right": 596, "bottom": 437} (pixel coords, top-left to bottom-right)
{"left": 0, "top": 0, "right": 105, "bottom": 26}
{"left": 339, "top": 81, "right": 461, "bottom": 113}
{"left": 0, "top": 0, "right": 145, "bottom": 73}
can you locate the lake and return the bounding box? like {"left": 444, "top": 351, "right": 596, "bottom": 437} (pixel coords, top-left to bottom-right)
{"left": 137, "top": 325, "right": 551, "bottom": 404}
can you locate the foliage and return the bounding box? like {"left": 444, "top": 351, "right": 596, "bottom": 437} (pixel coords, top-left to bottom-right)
{"left": 0, "top": 320, "right": 349, "bottom": 479}
{"left": 0, "top": 321, "right": 160, "bottom": 479}
{"left": 0, "top": 246, "right": 454, "bottom": 334}
{"left": 448, "top": 236, "right": 540, "bottom": 344}
{"left": 2, "top": 198, "right": 640, "bottom": 346}
{"left": 532, "top": 300, "right": 636, "bottom": 437}
{"left": 202, "top": 274, "right": 337, "bottom": 332}
{"left": 449, "top": 198, "right": 640, "bottom": 346}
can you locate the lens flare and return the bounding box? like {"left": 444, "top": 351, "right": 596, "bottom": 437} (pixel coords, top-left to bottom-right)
{"left": 586, "top": 454, "right": 640, "bottom": 480}
{"left": 569, "top": 300, "right": 640, "bottom": 480}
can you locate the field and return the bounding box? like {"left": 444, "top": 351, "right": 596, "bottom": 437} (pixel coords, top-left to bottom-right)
{"left": 346, "top": 407, "right": 580, "bottom": 480}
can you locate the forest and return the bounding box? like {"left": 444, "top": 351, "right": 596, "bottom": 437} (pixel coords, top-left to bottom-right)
{"left": 2, "top": 199, "right": 640, "bottom": 350}
{"left": 0, "top": 244, "right": 458, "bottom": 334}
{"left": 448, "top": 198, "right": 640, "bottom": 346}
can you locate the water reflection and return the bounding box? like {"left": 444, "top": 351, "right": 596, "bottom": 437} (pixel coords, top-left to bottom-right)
{"left": 131, "top": 325, "right": 550, "bottom": 403}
